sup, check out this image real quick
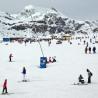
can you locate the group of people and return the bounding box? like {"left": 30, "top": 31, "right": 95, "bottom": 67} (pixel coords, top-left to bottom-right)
{"left": 85, "top": 46, "right": 96, "bottom": 54}
{"left": 7, "top": 51, "right": 93, "bottom": 93}
{"left": 46, "top": 56, "right": 56, "bottom": 63}
{"left": 78, "top": 69, "right": 93, "bottom": 84}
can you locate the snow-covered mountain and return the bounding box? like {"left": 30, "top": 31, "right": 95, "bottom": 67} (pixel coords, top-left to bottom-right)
{"left": 0, "top": 5, "right": 98, "bottom": 38}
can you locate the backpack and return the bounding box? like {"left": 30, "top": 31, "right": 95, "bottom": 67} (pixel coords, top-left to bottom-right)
{"left": 90, "top": 72, "right": 93, "bottom": 76}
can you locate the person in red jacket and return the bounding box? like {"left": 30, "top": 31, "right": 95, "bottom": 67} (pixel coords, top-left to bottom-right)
{"left": 2, "top": 79, "right": 8, "bottom": 94}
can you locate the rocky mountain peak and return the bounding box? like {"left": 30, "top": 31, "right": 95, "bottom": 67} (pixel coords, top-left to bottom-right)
{"left": 0, "top": 5, "right": 98, "bottom": 38}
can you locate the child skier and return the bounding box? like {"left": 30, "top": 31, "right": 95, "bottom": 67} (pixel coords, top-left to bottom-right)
{"left": 2, "top": 79, "right": 8, "bottom": 94}
{"left": 9, "top": 53, "right": 13, "bottom": 62}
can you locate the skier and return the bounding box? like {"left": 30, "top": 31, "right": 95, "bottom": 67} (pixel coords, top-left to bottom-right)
{"left": 86, "top": 42, "right": 88, "bottom": 47}
{"left": 88, "top": 47, "right": 91, "bottom": 54}
{"left": 78, "top": 74, "right": 85, "bottom": 84}
{"left": 2, "top": 79, "right": 8, "bottom": 94}
{"left": 86, "top": 69, "right": 93, "bottom": 83}
{"left": 85, "top": 46, "right": 88, "bottom": 54}
{"left": 9, "top": 53, "right": 13, "bottom": 62}
{"left": 92, "top": 46, "right": 96, "bottom": 54}
{"left": 22, "top": 67, "right": 26, "bottom": 81}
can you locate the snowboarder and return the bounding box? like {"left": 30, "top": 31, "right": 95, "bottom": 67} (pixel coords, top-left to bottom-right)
{"left": 9, "top": 53, "right": 13, "bottom": 62}
{"left": 78, "top": 74, "right": 85, "bottom": 84}
{"left": 2, "top": 79, "right": 8, "bottom": 94}
{"left": 22, "top": 67, "right": 26, "bottom": 81}
{"left": 92, "top": 46, "right": 96, "bottom": 54}
{"left": 86, "top": 69, "right": 93, "bottom": 83}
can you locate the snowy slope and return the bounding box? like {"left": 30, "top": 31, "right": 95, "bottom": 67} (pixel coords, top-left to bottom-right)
{"left": 0, "top": 35, "right": 98, "bottom": 98}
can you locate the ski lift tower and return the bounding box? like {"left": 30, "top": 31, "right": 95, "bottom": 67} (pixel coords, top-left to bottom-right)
{"left": 29, "top": 11, "right": 47, "bottom": 68}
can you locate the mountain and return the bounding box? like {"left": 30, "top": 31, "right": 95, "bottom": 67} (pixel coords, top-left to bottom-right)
{"left": 0, "top": 5, "right": 98, "bottom": 38}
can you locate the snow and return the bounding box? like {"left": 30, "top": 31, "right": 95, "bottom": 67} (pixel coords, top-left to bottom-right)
{"left": 1, "top": 5, "right": 98, "bottom": 38}
{"left": 0, "top": 36, "right": 98, "bottom": 98}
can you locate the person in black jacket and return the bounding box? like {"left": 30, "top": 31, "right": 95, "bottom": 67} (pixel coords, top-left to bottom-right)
{"left": 9, "top": 54, "right": 13, "bottom": 62}
{"left": 22, "top": 67, "right": 26, "bottom": 81}
{"left": 89, "top": 47, "right": 91, "bottom": 54}
{"left": 87, "top": 69, "right": 93, "bottom": 83}
{"left": 78, "top": 74, "right": 85, "bottom": 84}
{"left": 92, "top": 46, "right": 96, "bottom": 54}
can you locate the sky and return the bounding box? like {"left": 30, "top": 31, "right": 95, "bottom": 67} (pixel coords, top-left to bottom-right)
{"left": 0, "top": 0, "right": 98, "bottom": 20}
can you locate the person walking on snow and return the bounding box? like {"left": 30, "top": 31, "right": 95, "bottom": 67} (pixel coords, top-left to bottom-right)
{"left": 2, "top": 79, "right": 8, "bottom": 94}
{"left": 9, "top": 53, "right": 13, "bottom": 62}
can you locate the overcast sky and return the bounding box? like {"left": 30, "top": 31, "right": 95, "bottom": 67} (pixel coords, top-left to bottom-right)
{"left": 0, "top": 0, "right": 98, "bottom": 20}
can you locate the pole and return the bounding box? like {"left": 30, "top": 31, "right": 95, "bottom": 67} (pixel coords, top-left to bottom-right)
{"left": 29, "top": 12, "right": 45, "bottom": 57}
{"left": 38, "top": 40, "right": 44, "bottom": 57}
